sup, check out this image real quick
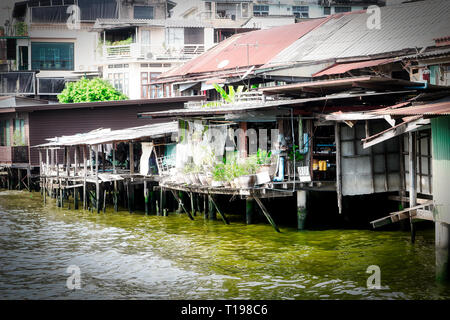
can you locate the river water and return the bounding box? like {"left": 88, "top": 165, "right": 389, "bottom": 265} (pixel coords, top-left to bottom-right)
{"left": 0, "top": 189, "right": 449, "bottom": 300}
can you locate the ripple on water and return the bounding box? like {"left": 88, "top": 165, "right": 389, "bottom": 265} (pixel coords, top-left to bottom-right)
{"left": 0, "top": 190, "right": 450, "bottom": 299}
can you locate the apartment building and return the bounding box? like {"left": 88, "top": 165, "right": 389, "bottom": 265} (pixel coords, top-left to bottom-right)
{"left": 0, "top": 0, "right": 213, "bottom": 100}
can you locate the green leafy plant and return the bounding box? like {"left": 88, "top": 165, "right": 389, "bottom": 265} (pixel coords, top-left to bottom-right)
{"left": 12, "top": 131, "right": 25, "bottom": 146}
{"left": 57, "top": 77, "right": 128, "bottom": 103}
{"left": 212, "top": 163, "right": 226, "bottom": 181}
{"left": 14, "top": 22, "right": 27, "bottom": 36}
{"left": 256, "top": 149, "right": 272, "bottom": 165}
{"left": 288, "top": 145, "right": 304, "bottom": 162}
{"left": 202, "top": 84, "right": 245, "bottom": 108}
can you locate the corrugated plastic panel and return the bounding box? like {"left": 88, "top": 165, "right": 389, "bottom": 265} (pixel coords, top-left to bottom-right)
{"left": 432, "top": 116, "right": 450, "bottom": 224}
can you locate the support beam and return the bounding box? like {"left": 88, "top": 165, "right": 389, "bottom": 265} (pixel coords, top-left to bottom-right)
{"left": 297, "top": 190, "right": 308, "bottom": 230}
{"left": 335, "top": 123, "right": 342, "bottom": 214}
{"left": 171, "top": 189, "right": 194, "bottom": 220}
{"left": 254, "top": 197, "right": 280, "bottom": 233}
{"left": 246, "top": 198, "right": 254, "bottom": 225}
{"left": 409, "top": 131, "right": 417, "bottom": 243}
{"left": 208, "top": 194, "right": 230, "bottom": 225}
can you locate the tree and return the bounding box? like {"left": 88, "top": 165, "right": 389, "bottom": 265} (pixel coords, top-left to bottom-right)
{"left": 57, "top": 77, "right": 128, "bottom": 103}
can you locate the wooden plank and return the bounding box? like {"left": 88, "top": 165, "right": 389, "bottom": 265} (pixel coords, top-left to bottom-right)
{"left": 370, "top": 202, "right": 434, "bottom": 228}
{"left": 254, "top": 196, "right": 281, "bottom": 233}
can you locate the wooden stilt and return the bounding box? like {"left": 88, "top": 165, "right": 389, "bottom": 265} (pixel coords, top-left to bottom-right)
{"left": 170, "top": 189, "right": 194, "bottom": 220}
{"left": 144, "top": 181, "right": 149, "bottom": 216}
{"left": 203, "top": 194, "right": 208, "bottom": 220}
{"left": 246, "top": 197, "right": 254, "bottom": 225}
{"left": 297, "top": 190, "right": 307, "bottom": 231}
{"left": 103, "top": 188, "right": 107, "bottom": 213}
{"left": 409, "top": 132, "right": 417, "bottom": 243}
{"left": 336, "top": 123, "right": 343, "bottom": 214}
{"left": 208, "top": 195, "right": 216, "bottom": 220}
{"left": 254, "top": 197, "right": 281, "bottom": 233}
{"left": 83, "top": 146, "right": 87, "bottom": 210}
{"left": 113, "top": 180, "right": 118, "bottom": 212}
{"left": 95, "top": 145, "right": 100, "bottom": 214}
{"left": 208, "top": 194, "right": 229, "bottom": 225}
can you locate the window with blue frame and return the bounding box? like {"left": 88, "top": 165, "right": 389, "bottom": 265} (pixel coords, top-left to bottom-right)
{"left": 253, "top": 5, "right": 269, "bottom": 16}
{"left": 334, "top": 6, "right": 351, "bottom": 13}
{"left": 134, "top": 6, "right": 154, "bottom": 19}
{"left": 31, "top": 42, "right": 74, "bottom": 70}
{"left": 293, "top": 6, "right": 309, "bottom": 18}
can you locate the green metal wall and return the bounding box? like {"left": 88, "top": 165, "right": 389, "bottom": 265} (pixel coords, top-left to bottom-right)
{"left": 432, "top": 116, "right": 450, "bottom": 224}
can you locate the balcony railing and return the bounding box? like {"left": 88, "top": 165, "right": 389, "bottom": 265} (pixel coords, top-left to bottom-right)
{"left": 0, "top": 146, "right": 29, "bottom": 164}
{"left": 102, "top": 43, "right": 205, "bottom": 61}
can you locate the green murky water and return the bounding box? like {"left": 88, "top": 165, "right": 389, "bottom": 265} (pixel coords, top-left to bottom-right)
{"left": 0, "top": 190, "right": 449, "bottom": 300}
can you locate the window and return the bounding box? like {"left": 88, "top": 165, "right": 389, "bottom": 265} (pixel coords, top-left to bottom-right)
{"left": 293, "top": 6, "right": 309, "bottom": 18}
{"left": 13, "top": 119, "right": 25, "bottom": 146}
{"left": 37, "top": 78, "right": 66, "bottom": 95}
{"left": 323, "top": 7, "right": 331, "bottom": 15}
{"left": 335, "top": 6, "right": 351, "bottom": 13}
{"left": 134, "top": 6, "right": 154, "bottom": 19}
{"left": 241, "top": 3, "right": 249, "bottom": 18}
{"left": 31, "top": 42, "right": 74, "bottom": 70}
{"left": 107, "top": 72, "right": 129, "bottom": 96}
{"left": 141, "top": 72, "right": 162, "bottom": 98}
{"left": 0, "top": 120, "right": 11, "bottom": 146}
{"left": 77, "top": 0, "right": 118, "bottom": 21}
{"left": 253, "top": 5, "right": 269, "bottom": 16}
{"left": 166, "top": 28, "right": 184, "bottom": 47}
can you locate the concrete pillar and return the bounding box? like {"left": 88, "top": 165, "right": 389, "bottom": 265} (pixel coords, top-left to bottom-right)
{"left": 436, "top": 221, "right": 450, "bottom": 282}
{"left": 297, "top": 190, "right": 307, "bottom": 230}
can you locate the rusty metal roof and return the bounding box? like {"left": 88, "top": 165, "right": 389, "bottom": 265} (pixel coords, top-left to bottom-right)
{"left": 375, "top": 100, "right": 450, "bottom": 116}
{"left": 265, "top": 0, "right": 450, "bottom": 68}
{"left": 312, "top": 58, "right": 396, "bottom": 77}
{"left": 159, "top": 18, "right": 327, "bottom": 80}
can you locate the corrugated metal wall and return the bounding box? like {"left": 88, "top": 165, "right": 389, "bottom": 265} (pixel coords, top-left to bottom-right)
{"left": 432, "top": 116, "right": 450, "bottom": 224}
{"left": 28, "top": 103, "right": 184, "bottom": 167}
{"left": 340, "top": 120, "right": 401, "bottom": 196}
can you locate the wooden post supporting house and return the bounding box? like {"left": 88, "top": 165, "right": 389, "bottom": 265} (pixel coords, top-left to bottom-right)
{"left": 208, "top": 195, "right": 217, "bottom": 220}
{"left": 112, "top": 142, "right": 118, "bottom": 212}
{"left": 83, "top": 146, "right": 87, "bottom": 210}
{"left": 74, "top": 146, "right": 79, "bottom": 210}
{"left": 409, "top": 132, "right": 417, "bottom": 243}
{"left": 144, "top": 181, "right": 149, "bottom": 215}
{"left": 129, "top": 142, "right": 134, "bottom": 213}
{"left": 335, "top": 123, "right": 343, "bottom": 214}
{"left": 246, "top": 198, "right": 254, "bottom": 224}
{"left": 96, "top": 145, "right": 100, "bottom": 213}
{"left": 297, "top": 190, "right": 307, "bottom": 230}
{"left": 203, "top": 194, "right": 208, "bottom": 220}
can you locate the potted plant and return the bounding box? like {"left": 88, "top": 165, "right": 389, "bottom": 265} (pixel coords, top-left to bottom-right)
{"left": 15, "top": 22, "right": 28, "bottom": 36}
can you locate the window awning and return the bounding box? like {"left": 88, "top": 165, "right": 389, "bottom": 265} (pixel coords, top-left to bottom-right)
{"left": 312, "top": 58, "right": 395, "bottom": 77}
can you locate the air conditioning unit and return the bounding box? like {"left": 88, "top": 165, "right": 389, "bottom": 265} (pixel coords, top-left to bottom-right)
{"left": 146, "top": 52, "right": 154, "bottom": 60}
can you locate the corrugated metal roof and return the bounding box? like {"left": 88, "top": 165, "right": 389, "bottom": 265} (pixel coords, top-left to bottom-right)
{"left": 158, "top": 18, "right": 327, "bottom": 80}
{"left": 35, "top": 122, "right": 178, "bottom": 148}
{"left": 265, "top": 0, "right": 450, "bottom": 67}
{"left": 375, "top": 100, "right": 450, "bottom": 116}
{"left": 312, "top": 58, "right": 395, "bottom": 77}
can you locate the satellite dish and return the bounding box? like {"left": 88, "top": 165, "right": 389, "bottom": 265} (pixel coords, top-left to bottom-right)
{"left": 217, "top": 59, "right": 229, "bottom": 69}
